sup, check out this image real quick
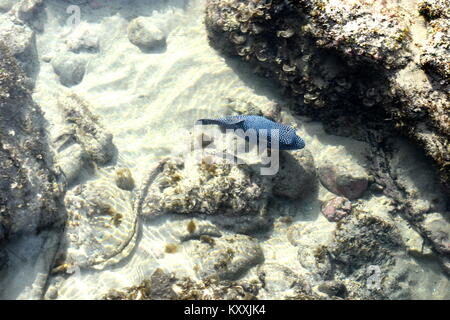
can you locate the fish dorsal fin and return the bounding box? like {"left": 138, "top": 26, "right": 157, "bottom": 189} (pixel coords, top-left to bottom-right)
{"left": 223, "top": 118, "right": 245, "bottom": 125}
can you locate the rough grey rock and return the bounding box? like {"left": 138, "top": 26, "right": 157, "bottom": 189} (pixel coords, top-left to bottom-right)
{"left": 0, "top": 230, "right": 60, "bottom": 299}
{"left": 186, "top": 234, "right": 264, "bottom": 280}
{"left": 144, "top": 268, "right": 177, "bottom": 300}
{"left": 328, "top": 214, "right": 404, "bottom": 274}
{"left": 127, "top": 17, "right": 166, "bottom": 51}
{"left": 0, "top": 0, "right": 16, "bottom": 12}
{"left": 52, "top": 92, "right": 115, "bottom": 186}
{"left": 318, "top": 280, "right": 348, "bottom": 298}
{"left": 65, "top": 22, "right": 100, "bottom": 53}
{"left": 421, "top": 212, "right": 450, "bottom": 255}
{"left": 204, "top": 0, "right": 450, "bottom": 196}
{"left": 0, "top": 15, "right": 38, "bottom": 78}
{"left": 57, "top": 92, "right": 115, "bottom": 165}
{"left": 0, "top": 42, "right": 62, "bottom": 242}
{"left": 297, "top": 244, "right": 333, "bottom": 279}
{"left": 11, "top": 0, "right": 43, "bottom": 22}
{"left": 272, "top": 149, "right": 316, "bottom": 200}
{"left": 318, "top": 161, "right": 369, "bottom": 200}
{"left": 104, "top": 273, "right": 259, "bottom": 300}
{"left": 51, "top": 51, "right": 86, "bottom": 87}
{"left": 54, "top": 143, "right": 87, "bottom": 186}
{"left": 418, "top": 0, "right": 450, "bottom": 82}
{"left": 257, "top": 263, "right": 311, "bottom": 296}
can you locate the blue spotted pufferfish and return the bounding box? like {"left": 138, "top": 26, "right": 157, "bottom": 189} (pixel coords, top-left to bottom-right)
{"left": 196, "top": 115, "right": 305, "bottom": 150}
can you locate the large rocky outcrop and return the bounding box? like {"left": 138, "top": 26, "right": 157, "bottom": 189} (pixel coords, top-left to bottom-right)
{"left": 204, "top": 0, "right": 449, "bottom": 196}
{"left": 0, "top": 42, "right": 62, "bottom": 243}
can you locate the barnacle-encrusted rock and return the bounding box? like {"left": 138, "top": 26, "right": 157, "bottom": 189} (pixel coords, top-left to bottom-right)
{"left": 329, "top": 213, "right": 404, "bottom": 274}
{"left": 57, "top": 92, "right": 115, "bottom": 165}
{"left": 105, "top": 268, "right": 177, "bottom": 300}
{"left": 272, "top": 149, "right": 316, "bottom": 200}
{"left": 205, "top": 0, "right": 450, "bottom": 196}
{"left": 0, "top": 42, "right": 62, "bottom": 242}
{"left": 318, "top": 280, "right": 348, "bottom": 299}
{"left": 418, "top": 0, "right": 450, "bottom": 81}
{"left": 52, "top": 92, "right": 115, "bottom": 186}
{"left": 138, "top": 153, "right": 271, "bottom": 217}
{"left": 185, "top": 234, "right": 264, "bottom": 280}
{"left": 104, "top": 271, "right": 260, "bottom": 300}
{"left": 137, "top": 153, "right": 272, "bottom": 234}
{"left": 58, "top": 177, "right": 137, "bottom": 270}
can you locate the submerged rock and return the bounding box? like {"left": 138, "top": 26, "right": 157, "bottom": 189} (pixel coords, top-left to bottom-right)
{"left": 52, "top": 92, "right": 115, "bottom": 186}
{"left": 328, "top": 214, "right": 404, "bottom": 274}
{"left": 321, "top": 196, "right": 352, "bottom": 222}
{"left": 138, "top": 153, "right": 271, "bottom": 217}
{"left": 0, "top": 42, "right": 62, "bottom": 242}
{"left": 419, "top": 0, "right": 450, "bottom": 82}
{"left": 57, "top": 92, "right": 115, "bottom": 165}
{"left": 272, "top": 149, "right": 316, "bottom": 200}
{"left": 318, "top": 161, "right": 369, "bottom": 199}
{"left": 136, "top": 152, "right": 274, "bottom": 234}
{"left": 65, "top": 22, "right": 100, "bottom": 53}
{"left": 115, "top": 168, "right": 135, "bottom": 191}
{"left": 51, "top": 51, "right": 86, "bottom": 87}
{"left": 421, "top": 212, "right": 450, "bottom": 255}
{"left": 104, "top": 272, "right": 259, "bottom": 300}
{"left": 58, "top": 177, "right": 137, "bottom": 270}
{"left": 204, "top": 0, "right": 450, "bottom": 196}
{"left": 0, "top": 0, "right": 15, "bottom": 12}
{"left": 185, "top": 234, "right": 264, "bottom": 281}
{"left": 257, "top": 263, "right": 311, "bottom": 298}
{"left": 11, "top": 0, "right": 44, "bottom": 23}
{"left": 0, "top": 15, "right": 37, "bottom": 78}
{"left": 127, "top": 17, "right": 166, "bottom": 51}
{"left": 318, "top": 280, "right": 348, "bottom": 299}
